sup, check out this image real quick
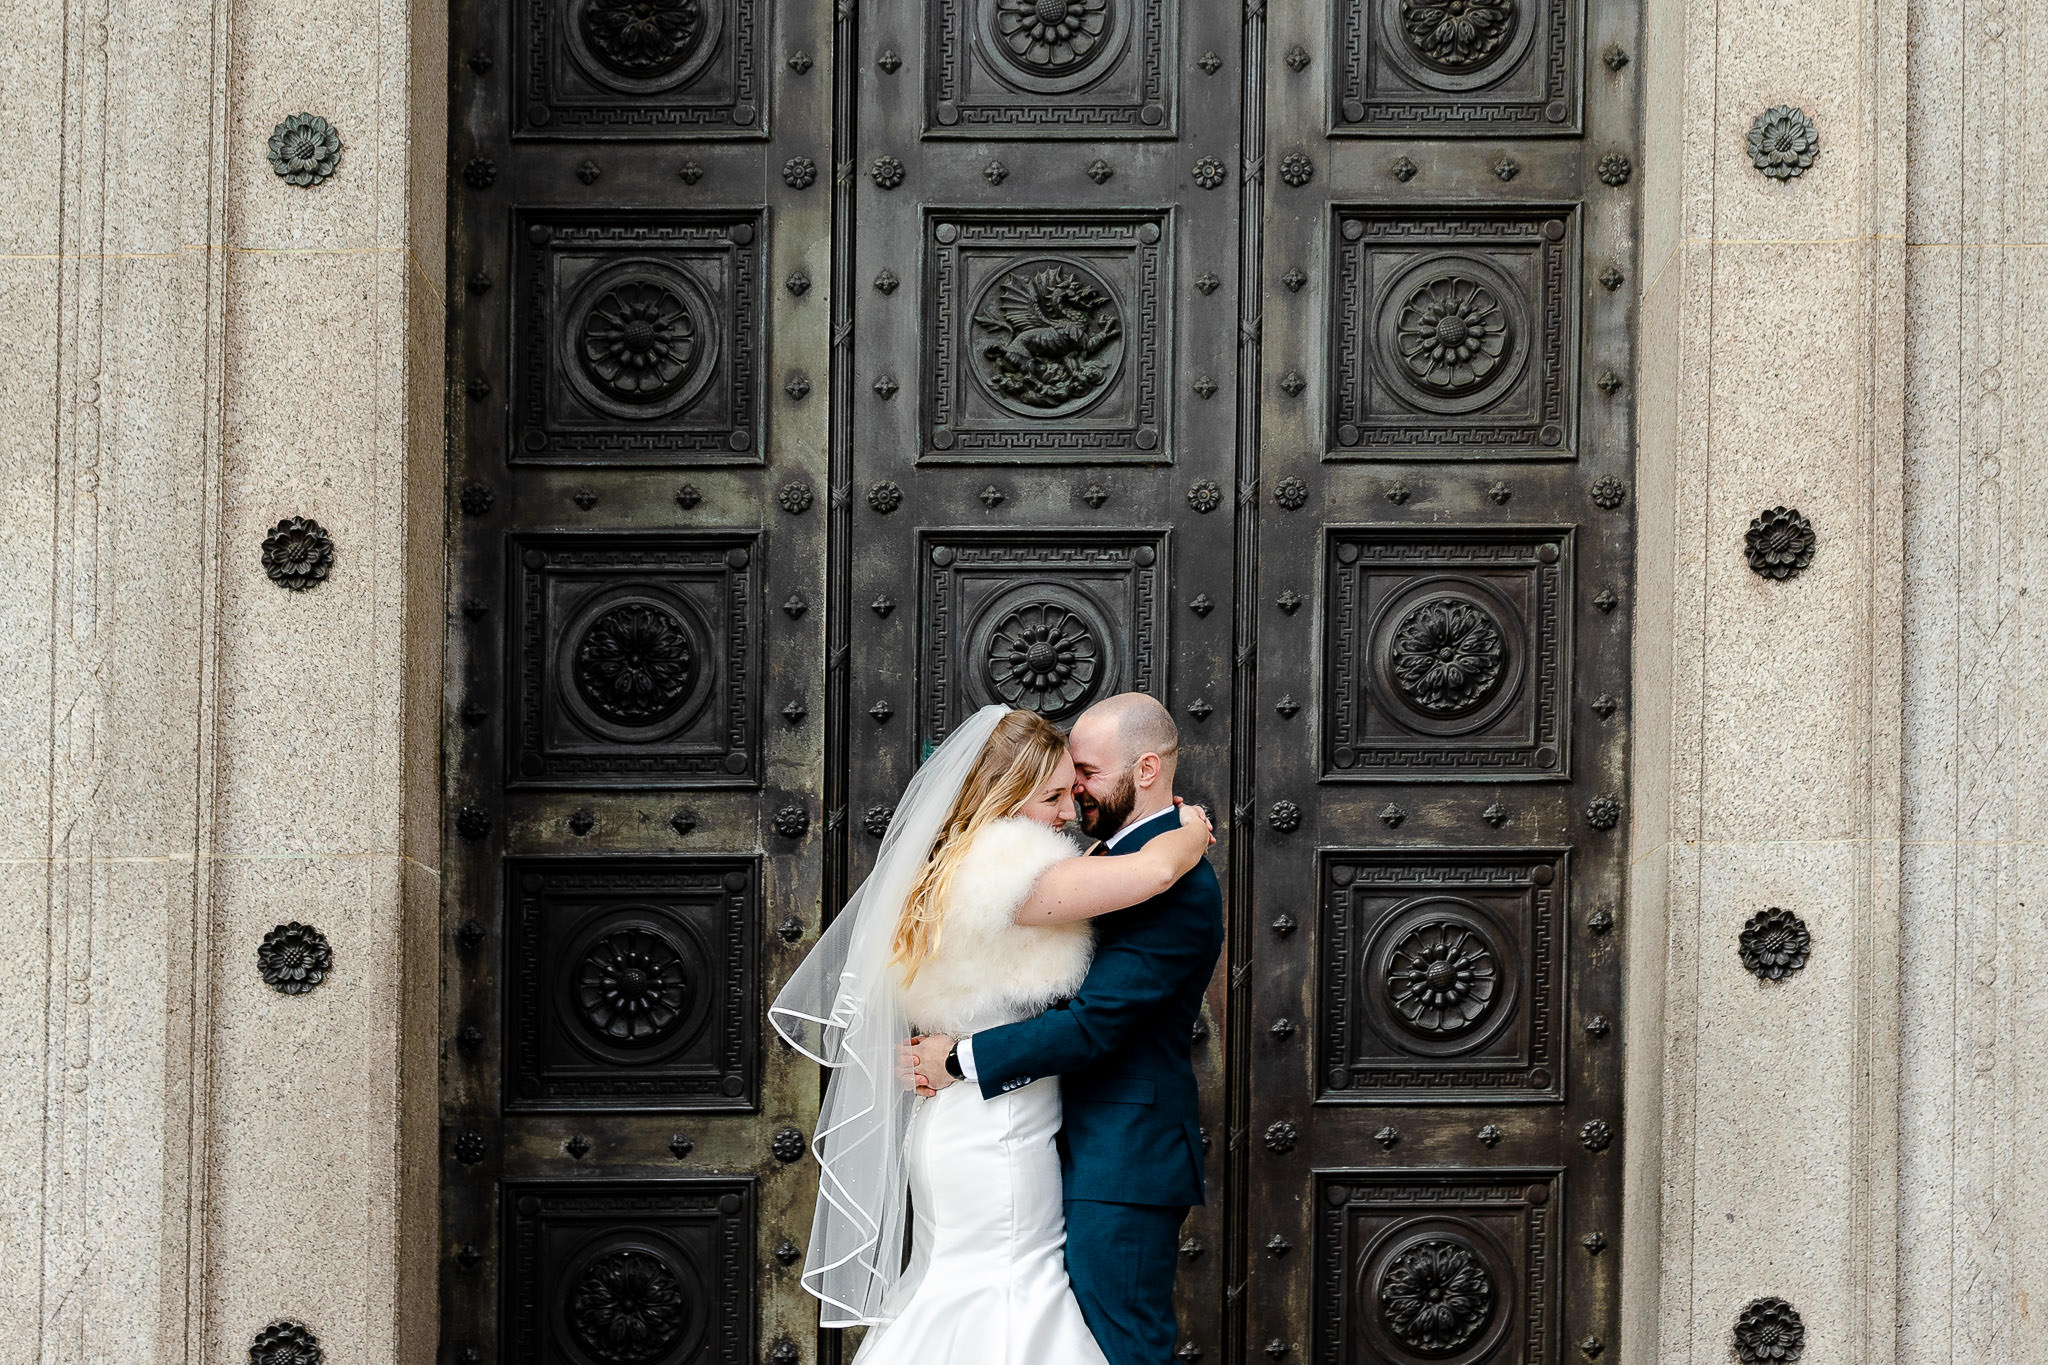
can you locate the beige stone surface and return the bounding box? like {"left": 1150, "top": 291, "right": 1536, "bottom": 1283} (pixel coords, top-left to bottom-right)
{"left": 3, "top": 0, "right": 443, "bottom": 1350}
{"left": 1629, "top": 0, "right": 1909, "bottom": 1352}
{"left": 1895, "top": 0, "right": 2048, "bottom": 1342}
{"left": 215, "top": 250, "right": 400, "bottom": 859}
{"left": 0, "top": 258, "right": 62, "bottom": 863}
{"left": 204, "top": 855, "right": 421, "bottom": 1358}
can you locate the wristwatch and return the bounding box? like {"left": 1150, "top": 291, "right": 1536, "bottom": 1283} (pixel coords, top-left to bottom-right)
{"left": 944, "top": 1042, "right": 964, "bottom": 1080}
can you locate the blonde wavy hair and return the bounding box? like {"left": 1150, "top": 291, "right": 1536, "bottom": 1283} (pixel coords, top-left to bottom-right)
{"left": 891, "top": 709, "right": 1068, "bottom": 985}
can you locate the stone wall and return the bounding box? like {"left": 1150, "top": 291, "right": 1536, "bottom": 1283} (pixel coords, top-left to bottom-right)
{"left": 1897, "top": 0, "right": 2048, "bottom": 1354}
{"left": 1626, "top": 0, "right": 1912, "bottom": 1352}
{"left": 0, "top": 0, "right": 445, "bottom": 1355}
{"left": 1628, "top": 0, "right": 2048, "bottom": 1359}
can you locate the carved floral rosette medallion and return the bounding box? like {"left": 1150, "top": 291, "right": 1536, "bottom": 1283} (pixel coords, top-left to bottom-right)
{"left": 1316, "top": 1177, "right": 1541, "bottom": 1365}
{"left": 1326, "top": 528, "right": 1568, "bottom": 781}
{"left": 560, "top": 593, "right": 712, "bottom": 738}
{"left": 1747, "top": 105, "right": 1819, "bottom": 181}
{"left": 1744, "top": 506, "right": 1815, "bottom": 579}
{"left": 249, "top": 1319, "right": 324, "bottom": 1365}
{"left": 262, "top": 516, "right": 335, "bottom": 591}
{"left": 1341, "top": 0, "right": 1566, "bottom": 133}
{"left": 538, "top": 0, "right": 745, "bottom": 127}
{"left": 1363, "top": 897, "right": 1519, "bottom": 1059}
{"left": 1388, "top": 595, "right": 1507, "bottom": 717}
{"left": 576, "top": 926, "right": 692, "bottom": 1045}
{"left": 1376, "top": 258, "right": 1530, "bottom": 418}
{"left": 567, "top": 1247, "right": 689, "bottom": 1361}
{"left": 1377, "top": 1237, "right": 1497, "bottom": 1354}
{"left": 563, "top": 261, "right": 721, "bottom": 422}
{"left": 1320, "top": 849, "right": 1562, "bottom": 1101}
{"left": 511, "top": 534, "right": 757, "bottom": 787}
{"left": 557, "top": 909, "right": 714, "bottom": 1068}
{"left": 576, "top": 0, "right": 711, "bottom": 83}
{"left": 922, "top": 533, "right": 1162, "bottom": 748}
{"left": 965, "top": 585, "right": 1115, "bottom": 721}
{"left": 1732, "top": 1296, "right": 1806, "bottom": 1364}
{"left": 1333, "top": 210, "right": 1574, "bottom": 455}
{"left": 1367, "top": 580, "right": 1523, "bottom": 739}
{"left": 571, "top": 601, "right": 700, "bottom": 727}
{"left": 507, "top": 859, "right": 755, "bottom": 1109}
{"left": 1394, "top": 276, "right": 1512, "bottom": 396}
{"left": 1738, "top": 907, "right": 1811, "bottom": 980}
{"left": 515, "top": 213, "right": 760, "bottom": 463}
{"left": 507, "top": 1184, "right": 749, "bottom": 1365}
{"left": 930, "top": 0, "right": 1163, "bottom": 130}
{"left": 981, "top": 596, "right": 1106, "bottom": 714}
{"left": 984, "top": 0, "right": 1124, "bottom": 86}
{"left": 1383, "top": 918, "right": 1502, "bottom": 1038}
{"left": 1399, "top": 0, "right": 1516, "bottom": 72}
{"left": 258, "top": 922, "right": 333, "bottom": 996}
{"left": 267, "top": 113, "right": 342, "bottom": 186}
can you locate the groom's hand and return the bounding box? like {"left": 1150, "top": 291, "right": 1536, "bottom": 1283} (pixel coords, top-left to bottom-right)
{"left": 902, "top": 1033, "right": 957, "bottom": 1096}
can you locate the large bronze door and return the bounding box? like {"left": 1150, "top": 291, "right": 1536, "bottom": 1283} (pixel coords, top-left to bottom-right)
{"left": 439, "top": 0, "right": 837, "bottom": 1358}
{"left": 1240, "top": 2, "right": 1640, "bottom": 1358}
{"left": 441, "top": 0, "right": 1640, "bottom": 1355}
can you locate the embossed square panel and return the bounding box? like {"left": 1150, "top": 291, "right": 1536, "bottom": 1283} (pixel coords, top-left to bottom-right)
{"left": 1332, "top": 0, "right": 1580, "bottom": 135}
{"left": 925, "top": 211, "right": 1169, "bottom": 461}
{"left": 507, "top": 533, "right": 760, "bottom": 787}
{"left": 515, "top": 0, "right": 765, "bottom": 137}
{"left": 1323, "top": 527, "right": 1572, "bottom": 780}
{"left": 1329, "top": 209, "right": 1577, "bottom": 458}
{"left": 1317, "top": 848, "right": 1566, "bottom": 1102}
{"left": 505, "top": 857, "right": 758, "bottom": 1111}
{"left": 919, "top": 530, "right": 1166, "bottom": 747}
{"left": 503, "top": 1178, "right": 755, "bottom": 1363}
{"left": 513, "top": 211, "right": 763, "bottom": 465}
{"left": 1313, "top": 1170, "right": 1561, "bottom": 1365}
{"left": 926, "top": 0, "right": 1175, "bottom": 134}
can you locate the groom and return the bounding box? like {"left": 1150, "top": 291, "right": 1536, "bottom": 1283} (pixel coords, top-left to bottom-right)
{"left": 908, "top": 692, "right": 1224, "bottom": 1365}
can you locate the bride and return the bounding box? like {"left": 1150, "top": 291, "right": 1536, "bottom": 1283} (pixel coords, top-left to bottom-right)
{"left": 769, "top": 704, "right": 1213, "bottom": 1362}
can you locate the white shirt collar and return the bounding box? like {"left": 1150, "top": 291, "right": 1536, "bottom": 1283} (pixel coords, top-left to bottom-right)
{"left": 1103, "top": 804, "right": 1179, "bottom": 851}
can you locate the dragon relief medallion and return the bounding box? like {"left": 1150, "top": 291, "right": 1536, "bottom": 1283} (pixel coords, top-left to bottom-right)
{"left": 970, "top": 263, "right": 1126, "bottom": 417}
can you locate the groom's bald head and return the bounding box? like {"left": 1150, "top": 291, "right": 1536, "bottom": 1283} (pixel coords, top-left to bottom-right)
{"left": 1076, "top": 692, "right": 1180, "bottom": 770}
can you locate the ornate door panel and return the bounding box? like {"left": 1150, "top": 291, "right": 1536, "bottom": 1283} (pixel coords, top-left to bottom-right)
{"left": 838, "top": 2, "right": 1244, "bottom": 1355}
{"left": 443, "top": 0, "right": 1639, "bottom": 1356}
{"left": 1240, "top": 0, "right": 1639, "bottom": 1359}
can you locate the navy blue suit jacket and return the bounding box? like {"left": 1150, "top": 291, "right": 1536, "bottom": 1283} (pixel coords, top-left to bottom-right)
{"left": 968, "top": 806, "right": 1224, "bottom": 1207}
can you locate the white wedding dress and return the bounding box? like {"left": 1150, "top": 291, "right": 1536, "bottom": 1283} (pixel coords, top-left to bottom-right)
{"left": 851, "top": 817, "right": 1111, "bottom": 1365}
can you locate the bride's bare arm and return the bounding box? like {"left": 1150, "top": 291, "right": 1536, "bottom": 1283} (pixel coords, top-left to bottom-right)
{"left": 1011, "top": 804, "right": 1214, "bottom": 925}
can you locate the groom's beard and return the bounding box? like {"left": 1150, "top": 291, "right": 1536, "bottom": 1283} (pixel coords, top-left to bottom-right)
{"left": 1076, "top": 771, "right": 1136, "bottom": 840}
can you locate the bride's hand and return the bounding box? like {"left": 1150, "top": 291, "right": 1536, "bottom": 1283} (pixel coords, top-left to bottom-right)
{"left": 898, "top": 1036, "right": 934, "bottom": 1097}
{"left": 1174, "top": 796, "right": 1216, "bottom": 846}
{"left": 900, "top": 1034, "right": 954, "bottom": 1097}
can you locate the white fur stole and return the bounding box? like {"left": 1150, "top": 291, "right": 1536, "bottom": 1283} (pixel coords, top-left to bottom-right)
{"left": 894, "top": 817, "right": 1094, "bottom": 1038}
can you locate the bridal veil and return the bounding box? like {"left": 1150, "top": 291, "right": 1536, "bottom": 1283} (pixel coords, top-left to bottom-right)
{"left": 768, "top": 703, "right": 1010, "bottom": 1327}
